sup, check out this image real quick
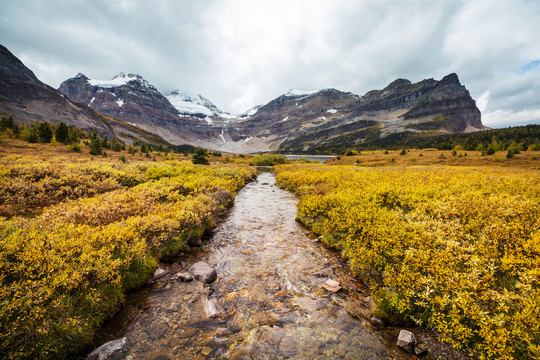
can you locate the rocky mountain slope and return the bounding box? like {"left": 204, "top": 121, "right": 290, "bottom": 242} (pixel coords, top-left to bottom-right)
{"left": 0, "top": 45, "right": 114, "bottom": 137}
{"left": 230, "top": 74, "right": 485, "bottom": 153}
{"left": 58, "top": 73, "right": 224, "bottom": 145}
{"left": 2, "top": 44, "right": 484, "bottom": 153}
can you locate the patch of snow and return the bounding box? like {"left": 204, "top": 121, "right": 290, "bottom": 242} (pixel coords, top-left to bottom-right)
{"left": 89, "top": 74, "right": 130, "bottom": 88}
{"left": 166, "top": 91, "right": 215, "bottom": 117}
{"left": 116, "top": 99, "right": 124, "bottom": 107}
{"left": 327, "top": 108, "right": 337, "bottom": 114}
{"left": 204, "top": 117, "right": 213, "bottom": 125}
{"left": 89, "top": 97, "right": 95, "bottom": 105}
{"left": 281, "top": 117, "right": 289, "bottom": 122}
{"left": 220, "top": 112, "right": 236, "bottom": 119}
{"left": 285, "top": 89, "right": 317, "bottom": 97}
{"left": 319, "top": 116, "right": 326, "bottom": 120}
{"left": 219, "top": 129, "right": 226, "bottom": 144}
{"left": 239, "top": 105, "right": 262, "bottom": 118}
{"left": 244, "top": 136, "right": 253, "bottom": 142}
{"left": 88, "top": 73, "right": 155, "bottom": 91}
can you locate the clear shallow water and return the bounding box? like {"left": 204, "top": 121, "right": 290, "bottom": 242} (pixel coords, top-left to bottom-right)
{"left": 86, "top": 172, "right": 411, "bottom": 359}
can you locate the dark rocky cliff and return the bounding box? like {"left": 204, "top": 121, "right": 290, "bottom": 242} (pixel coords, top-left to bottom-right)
{"left": 58, "top": 73, "right": 218, "bottom": 145}
{"left": 0, "top": 45, "right": 113, "bottom": 137}
{"left": 237, "top": 73, "right": 484, "bottom": 152}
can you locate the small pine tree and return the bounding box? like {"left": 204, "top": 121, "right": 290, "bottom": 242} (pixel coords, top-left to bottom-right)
{"left": 89, "top": 135, "right": 102, "bottom": 155}
{"left": 101, "top": 136, "right": 109, "bottom": 149}
{"left": 54, "top": 122, "right": 69, "bottom": 143}
{"left": 399, "top": 149, "right": 407, "bottom": 156}
{"left": 192, "top": 147, "right": 209, "bottom": 165}
{"left": 110, "top": 137, "right": 123, "bottom": 152}
{"left": 37, "top": 122, "right": 53, "bottom": 143}
{"left": 0, "top": 115, "right": 16, "bottom": 132}
{"left": 27, "top": 127, "right": 39, "bottom": 143}
{"left": 50, "top": 135, "right": 60, "bottom": 146}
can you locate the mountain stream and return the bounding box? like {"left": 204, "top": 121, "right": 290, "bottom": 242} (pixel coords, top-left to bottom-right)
{"left": 86, "top": 171, "right": 458, "bottom": 360}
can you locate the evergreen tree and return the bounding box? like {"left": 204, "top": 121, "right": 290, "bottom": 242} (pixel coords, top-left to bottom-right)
{"left": 68, "top": 127, "right": 80, "bottom": 144}
{"left": 192, "top": 147, "right": 209, "bottom": 165}
{"left": 54, "top": 122, "right": 69, "bottom": 143}
{"left": 0, "top": 115, "right": 17, "bottom": 132}
{"left": 110, "top": 137, "right": 123, "bottom": 151}
{"left": 37, "top": 122, "right": 53, "bottom": 143}
{"left": 89, "top": 134, "right": 102, "bottom": 155}
{"left": 101, "top": 136, "right": 110, "bottom": 149}
{"left": 27, "top": 127, "right": 39, "bottom": 143}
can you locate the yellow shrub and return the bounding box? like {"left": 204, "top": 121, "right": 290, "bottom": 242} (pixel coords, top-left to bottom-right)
{"left": 276, "top": 164, "right": 540, "bottom": 359}
{"left": 0, "top": 161, "right": 256, "bottom": 359}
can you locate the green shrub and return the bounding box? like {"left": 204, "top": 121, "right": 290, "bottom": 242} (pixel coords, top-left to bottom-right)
{"left": 250, "top": 154, "right": 288, "bottom": 166}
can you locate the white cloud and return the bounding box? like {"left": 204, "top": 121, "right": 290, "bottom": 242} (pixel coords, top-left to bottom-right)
{"left": 483, "top": 109, "right": 540, "bottom": 128}
{"left": 0, "top": 0, "right": 539, "bottom": 125}
{"left": 476, "top": 91, "right": 490, "bottom": 114}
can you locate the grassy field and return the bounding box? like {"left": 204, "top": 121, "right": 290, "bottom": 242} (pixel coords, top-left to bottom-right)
{"left": 0, "top": 137, "right": 256, "bottom": 359}
{"left": 276, "top": 155, "right": 540, "bottom": 360}
{"left": 326, "top": 148, "right": 540, "bottom": 169}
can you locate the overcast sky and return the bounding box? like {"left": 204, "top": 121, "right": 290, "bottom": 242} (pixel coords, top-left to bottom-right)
{"left": 1, "top": 0, "right": 539, "bottom": 127}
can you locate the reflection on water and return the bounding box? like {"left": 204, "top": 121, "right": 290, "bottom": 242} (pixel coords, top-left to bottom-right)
{"left": 87, "top": 172, "right": 406, "bottom": 359}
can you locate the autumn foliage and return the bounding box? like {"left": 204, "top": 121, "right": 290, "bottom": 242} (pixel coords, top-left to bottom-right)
{"left": 0, "top": 159, "right": 255, "bottom": 359}
{"left": 276, "top": 163, "right": 540, "bottom": 360}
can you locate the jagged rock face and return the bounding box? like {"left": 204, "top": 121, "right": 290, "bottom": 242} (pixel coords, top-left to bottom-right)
{"left": 56, "top": 67, "right": 483, "bottom": 153}
{"left": 58, "top": 73, "right": 219, "bottom": 145}
{"left": 0, "top": 45, "right": 113, "bottom": 137}
{"left": 234, "top": 73, "right": 484, "bottom": 153}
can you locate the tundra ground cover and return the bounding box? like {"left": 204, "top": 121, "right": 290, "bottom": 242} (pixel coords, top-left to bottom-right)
{"left": 0, "top": 158, "right": 255, "bottom": 359}
{"left": 276, "top": 163, "right": 540, "bottom": 359}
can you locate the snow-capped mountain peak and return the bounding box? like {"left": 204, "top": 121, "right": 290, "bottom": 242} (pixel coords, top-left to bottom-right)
{"left": 166, "top": 90, "right": 236, "bottom": 123}
{"left": 284, "top": 88, "right": 318, "bottom": 97}
{"left": 86, "top": 72, "right": 155, "bottom": 91}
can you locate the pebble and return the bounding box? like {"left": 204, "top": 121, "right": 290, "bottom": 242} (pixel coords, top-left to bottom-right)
{"left": 322, "top": 279, "right": 342, "bottom": 293}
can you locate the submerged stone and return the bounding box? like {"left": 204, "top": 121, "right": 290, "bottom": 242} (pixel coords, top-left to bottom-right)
{"left": 397, "top": 329, "right": 416, "bottom": 353}
{"left": 87, "top": 337, "right": 127, "bottom": 360}
{"left": 153, "top": 267, "right": 168, "bottom": 279}
{"left": 189, "top": 262, "right": 217, "bottom": 283}
{"left": 322, "top": 279, "right": 341, "bottom": 293}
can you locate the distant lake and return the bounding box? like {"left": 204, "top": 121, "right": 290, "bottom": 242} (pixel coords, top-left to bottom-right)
{"left": 285, "top": 155, "right": 335, "bottom": 163}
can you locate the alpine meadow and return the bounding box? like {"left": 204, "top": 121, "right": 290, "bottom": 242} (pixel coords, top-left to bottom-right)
{"left": 1, "top": 1, "right": 540, "bottom": 359}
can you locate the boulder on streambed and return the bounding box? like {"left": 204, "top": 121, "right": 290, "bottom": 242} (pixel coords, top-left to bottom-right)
{"left": 188, "top": 262, "right": 217, "bottom": 283}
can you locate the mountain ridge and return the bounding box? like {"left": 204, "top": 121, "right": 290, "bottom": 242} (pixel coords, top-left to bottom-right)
{"left": 0, "top": 44, "right": 486, "bottom": 153}
{"left": 0, "top": 45, "right": 115, "bottom": 138}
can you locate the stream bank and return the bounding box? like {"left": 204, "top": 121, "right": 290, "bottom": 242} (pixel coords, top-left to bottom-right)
{"left": 85, "top": 171, "right": 469, "bottom": 360}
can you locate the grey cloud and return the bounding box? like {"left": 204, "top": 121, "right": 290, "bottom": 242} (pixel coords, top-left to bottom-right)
{"left": 0, "top": 0, "right": 539, "bottom": 126}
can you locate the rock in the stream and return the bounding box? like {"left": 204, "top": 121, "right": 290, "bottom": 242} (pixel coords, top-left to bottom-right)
{"left": 189, "top": 262, "right": 217, "bottom": 283}
{"left": 396, "top": 329, "right": 416, "bottom": 353}
{"left": 153, "top": 267, "right": 168, "bottom": 279}
{"left": 322, "top": 279, "right": 342, "bottom": 293}
{"left": 203, "top": 297, "right": 224, "bottom": 319}
{"left": 87, "top": 337, "right": 127, "bottom": 360}
{"left": 173, "top": 271, "right": 194, "bottom": 282}
{"left": 370, "top": 315, "right": 385, "bottom": 328}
